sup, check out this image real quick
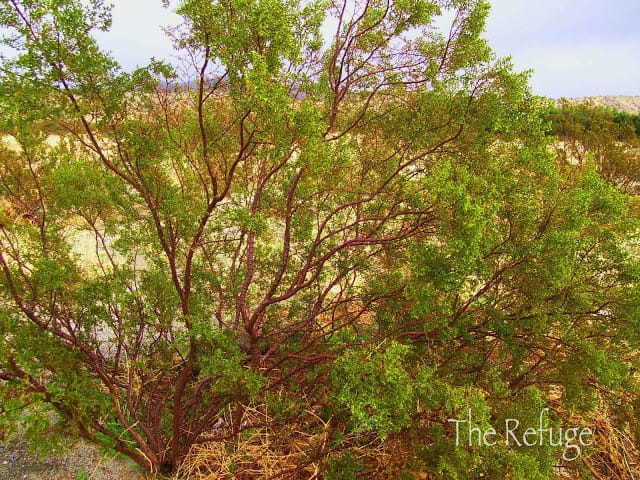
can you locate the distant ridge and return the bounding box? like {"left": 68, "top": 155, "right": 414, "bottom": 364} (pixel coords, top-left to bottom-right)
{"left": 559, "top": 96, "right": 640, "bottom": 115}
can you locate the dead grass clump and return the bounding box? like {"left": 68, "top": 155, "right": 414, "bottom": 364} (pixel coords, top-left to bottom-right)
{"left": 174, "top": 404, "right": 326, "bottom": 479}
{"left": 583, "top": 407, "right": 640, "bottom": 480}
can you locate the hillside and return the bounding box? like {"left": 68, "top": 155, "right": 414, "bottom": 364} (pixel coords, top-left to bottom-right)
{"left": 561, "top": 95, "right": 640, "bottom": 114}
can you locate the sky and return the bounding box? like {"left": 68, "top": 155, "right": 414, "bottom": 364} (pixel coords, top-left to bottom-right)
{"left": 484, "top": 0, "right": 640, "bottom": 98}
{"left": 93, "top": 0, "right": 640, "bottom": 99}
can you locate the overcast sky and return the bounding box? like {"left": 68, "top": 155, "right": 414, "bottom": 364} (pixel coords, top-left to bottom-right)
{"left": 94, "top": 0, "right": 640, "bottom": 99}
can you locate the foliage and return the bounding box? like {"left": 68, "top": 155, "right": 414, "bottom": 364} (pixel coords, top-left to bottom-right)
{"left": 1, "top": 0, "right": 640, "bottom": 478}
{"left": 330, "top": 341, "right": 418, "bottom": 437}
{"left": 546, "top": 100, "right": 640, "bottom": 192}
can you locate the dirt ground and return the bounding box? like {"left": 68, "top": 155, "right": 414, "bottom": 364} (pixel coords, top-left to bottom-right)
{"left": 0, "top": 437, "right": 145, "bottom": 480}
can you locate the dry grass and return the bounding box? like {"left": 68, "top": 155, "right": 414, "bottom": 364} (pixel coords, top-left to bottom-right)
{"left": 583, "top": 407, "right": 640, "bottom": 480}
{"left": 171, "top": 403, "right": 412, "bottom": 480}
{"left": 173, "top": 404, "right": 327, "bottom": 480}
{"left": 171, "top": 390, "right": 640, "bottom": 479}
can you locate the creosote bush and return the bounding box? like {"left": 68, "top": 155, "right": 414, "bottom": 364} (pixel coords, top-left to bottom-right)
{"left": 1, "top": 0, "right": 640, "bottom": 478}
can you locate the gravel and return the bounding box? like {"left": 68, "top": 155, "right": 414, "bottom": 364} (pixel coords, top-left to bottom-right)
{"left": 0, "top": 437, "right": 146, "bottom": 480}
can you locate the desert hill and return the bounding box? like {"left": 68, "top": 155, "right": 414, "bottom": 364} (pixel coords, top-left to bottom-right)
{"left": 560, "top": 95, "right": 640, "bottom": 114}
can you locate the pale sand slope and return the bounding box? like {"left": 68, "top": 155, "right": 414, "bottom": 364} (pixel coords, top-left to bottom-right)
{"left": 560, "top": 95, "right": 640, "bottom": 114}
